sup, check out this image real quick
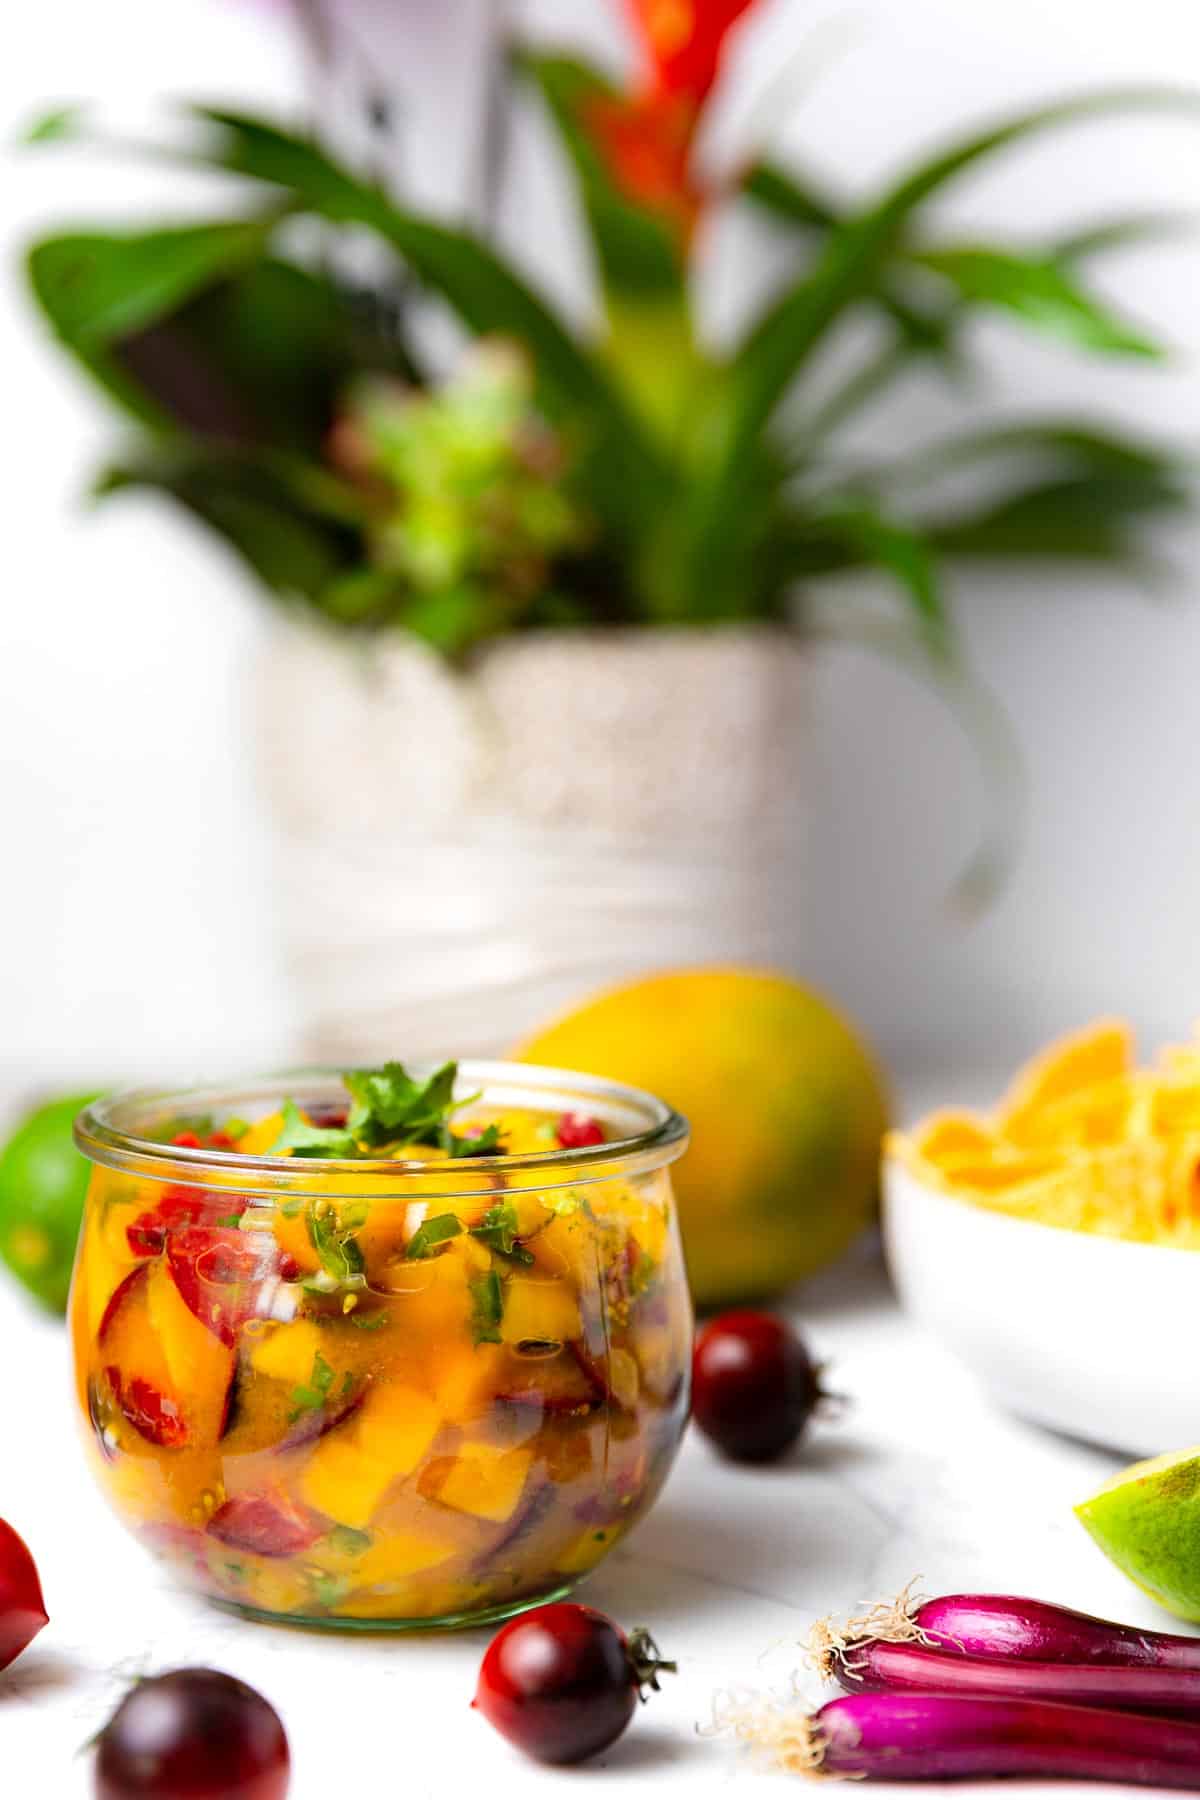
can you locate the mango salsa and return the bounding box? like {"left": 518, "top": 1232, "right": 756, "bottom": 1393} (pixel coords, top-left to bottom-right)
{"left": 70, "top": 1061, "right": 691, "bottom": 1627}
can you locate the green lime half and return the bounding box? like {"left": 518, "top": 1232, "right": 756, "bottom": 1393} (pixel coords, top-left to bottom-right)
{"left": 1076, "top": 1446, "right": 1200, "bottom": 1622}
{"left": 0, "top": 1092, "right": 101, "bottom": 1313}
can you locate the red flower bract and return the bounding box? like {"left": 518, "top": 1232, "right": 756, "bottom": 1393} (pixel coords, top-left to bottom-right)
{"left": 624, "top": 0, "right": 757, "bottom": 105}
{"left": 585, "top": 89, "right": 702, "bottom": 240}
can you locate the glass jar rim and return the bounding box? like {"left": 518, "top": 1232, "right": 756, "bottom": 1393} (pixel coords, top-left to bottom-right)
{"left": 74, "top": 1061, "right": 690, "bottom": 1199}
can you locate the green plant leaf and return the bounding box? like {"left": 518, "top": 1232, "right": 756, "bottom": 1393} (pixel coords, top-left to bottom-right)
{"left": 516, "top": 54, "right": 683, "bottom": 300}
{"left": 1052, "top": 210, "right": 1196, "bottom": 263}
{"left": 796, "top": 507, "right": 951, "bottom": 658}
{"left": 912, "top": 246, "right": 1164, "bottom": 357}
{"left": 742, "top": 162, "right": 839, "bottom": 233}
{"left": 27, "top": 221, "right": 280, "bottom": 430}
{"left": 684, "top": 86, "right": 1200, "bottom": 613}
{"left": 927, "top": 470, "right": 1187, "bottom": 562}
{"left": 869, "top": 419, "right": 1192, "bottom": 495}
{"left": 21, "top": 103, "right": 86, "bottom": 145}
{"left": 28, "top": 221, "right": 273, "bottom": 348}
{"left": 31, "top": 228, "right": 405, "bottom": 453}
{"left": 744, "top": 160, "right": 957, "bottom": 359}
{"left": 187, "top": 108, "right": 674, "bottom": 540}
{"left": 94, "top": 450, "right": 355, "bottom": 598}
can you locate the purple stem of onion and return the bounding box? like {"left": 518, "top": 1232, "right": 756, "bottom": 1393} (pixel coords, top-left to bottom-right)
{"left": 833, "top": 1637, "right": 1200, "bottom": 1719}
{"left": 916, "top": 1594, "right": 1200, "bottom": 1669}
{"left": 809, "top": 1692, "right": 1200, "bottom": 1785}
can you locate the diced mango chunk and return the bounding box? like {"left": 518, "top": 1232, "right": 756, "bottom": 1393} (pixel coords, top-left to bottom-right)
{"left": 302, "top": 1438, "right": 396, "bottom": 1530}
{"left": 501, "top": 1279, "right": 582, "bottom": 1347}
{"left": 235, "top": 1113, "right": 286, "bottom": 1156}
{"left": 250, "top": 1319, "right": 326, "bottom": 1386}
{"left": 355, "top": 1385, "right": 441, "bottom": 1469}
{"left": 146, "top": 1262, "right": 234, "bottom": 1433}
{"left": 608, "top": 1347, "right": 640, "bottom": 1410}
{"left": 434, "top": 1442, "right": 532, "bottom": 1523}
{"left": 556, "top": 1523, "right": 621, "bottom": 1575}
{"left": 353, "top": 1530, "right": 456, "bottom": 1585}
{"left": 434, "top": 1343, "right": 507, "bottom": 1422}
{"left": 301, "top": 1385, "right": 440, "bottom": 1529}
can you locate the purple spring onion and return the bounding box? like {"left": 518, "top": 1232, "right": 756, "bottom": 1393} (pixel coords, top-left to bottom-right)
{"left": 914, "top": 1593, "right": 1200, "bottom": 1670}
{"left": 829, "top": 1636, "right": 1200, "bottom": 1720}
{"left": 719, "top": 1690, "right": 1200, "bottom": 1786}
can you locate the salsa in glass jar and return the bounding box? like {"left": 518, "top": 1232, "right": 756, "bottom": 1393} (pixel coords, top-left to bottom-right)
{"left": 70, "top": 1063, "right": 691, "bottom": 1629}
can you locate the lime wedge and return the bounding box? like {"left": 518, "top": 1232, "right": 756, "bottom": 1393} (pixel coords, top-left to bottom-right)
{"left": 1076, "top": 1447, "right": 1200, "bottom": 1621}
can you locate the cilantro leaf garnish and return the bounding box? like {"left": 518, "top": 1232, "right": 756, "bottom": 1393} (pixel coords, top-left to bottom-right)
{"left": 444, "top": 1122, "right": 506, "bottom": 1158}
{"left": 289, "top": 1350, "right": 335, "bottom": 1422}
{"left": 272, "top": 1061, "right": 509, "bottom": 1161}
{"left": 405, "top": 1213, "right": 463, "bottom": 1259}
{"left": 344, "top": 1060, "right": 459, "bottom": 1150}
{"left": 271, "top": 1099, "right": 358, "bottom": 1160}
{"left": 469, "top": 1270, "right": 504, "bottom": 1346}
{"left": 469, "top": 1200, "right": 534, "bottom": 1265}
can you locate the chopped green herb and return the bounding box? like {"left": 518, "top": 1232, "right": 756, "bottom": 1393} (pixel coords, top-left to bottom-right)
{"left": 271, "top": 1098, "right": 358, "bottom": 1159}
{"left": 629, "top": 1247, "right": 657, "bottom": 1298}
{"left": 310, "top": 1570, "right": 350, "bottom": 1609}
{"left": 152, "top": 1113, "right": 214, "bottom": 1144}
{"left": 305, "top": 1204, "right": 366, "bottom": 1290}
{"left": 469, "top": 1200, "right": 534, "bottom": 1265}
{"left": 214, "top": 1213, "right": 242, "bottom": 1230}
{"left": 343, "top": 1060, "right": 460, "bottom": 1150}
{"left": 348, "top": 1309, "right": 390, "bottom": 1331}
{"left": 289, "top": 1350, "right": 336, "bottom": 1422}
{"left": 278, "top": 1195, "right": 305, "bottom": 1219}
{"left": 469, "top": 1270, "right": 504, "bottom": 1346}
{"left": 274, "top": 1059, "right": 503, "bottom": 1163}
{"left": 405, "top": 1212, "right": 463, "bottom": 1259}
{"left": 444, "top": 1121, "right": 506, "bottom": 1158}
{"left": 328, "top": 1525, "right": 372, "bottom": 1557}
{"left": 545, "top": 1190, "right": 584, "bottom": 1217}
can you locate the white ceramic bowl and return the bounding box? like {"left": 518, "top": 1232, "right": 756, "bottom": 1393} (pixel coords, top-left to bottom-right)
{"left": 883, "top": 1157, "right": 1200, "bottom": 1456}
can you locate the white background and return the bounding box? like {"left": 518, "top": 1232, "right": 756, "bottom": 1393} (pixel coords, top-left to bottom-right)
{"left": 4, "top": 0, "right": 1200, "bottom": 1092}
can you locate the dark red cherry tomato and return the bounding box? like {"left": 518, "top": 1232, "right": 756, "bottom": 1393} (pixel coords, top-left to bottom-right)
{"left": 0, "top": 1517, "right": 47, "bottom": 1671}
{"left": 95, "top": 1668, "right": 289, "bottom": 1799}
{"left": 473, "top": 1601, "right": 674, "bottom": 1764}
{"left": 692, "top": 1309, "right": 825, "bottom": 1461}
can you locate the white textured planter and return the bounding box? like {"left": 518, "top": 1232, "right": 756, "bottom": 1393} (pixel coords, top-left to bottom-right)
{"left": 254, "top": 620, "right": 813, "bottom": 1061}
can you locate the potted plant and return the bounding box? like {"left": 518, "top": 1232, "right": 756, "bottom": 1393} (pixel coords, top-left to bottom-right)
{"left": 24, "top": 3, "right": 1194, "bottom": 1057}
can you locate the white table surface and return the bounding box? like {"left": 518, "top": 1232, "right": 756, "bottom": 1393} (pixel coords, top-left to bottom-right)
{"left": 1, "top": 1219, "right": 1184, "bottom": 1799}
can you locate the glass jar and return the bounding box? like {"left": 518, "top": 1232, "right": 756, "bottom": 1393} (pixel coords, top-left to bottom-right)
{"left": 70, "top": 1065, "right": 690, "bottom": 1630}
